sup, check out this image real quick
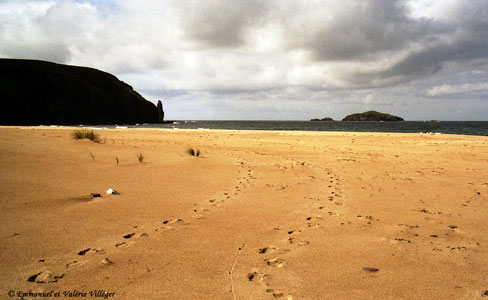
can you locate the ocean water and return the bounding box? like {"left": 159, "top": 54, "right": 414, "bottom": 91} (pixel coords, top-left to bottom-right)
{"left": 84, "top": 121, "right": 488, "bottom": 136}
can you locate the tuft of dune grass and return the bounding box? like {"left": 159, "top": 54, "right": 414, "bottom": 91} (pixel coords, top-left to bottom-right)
{"left": 187, "top": 147, "right": 201, "bottom": 157}
{"left": 71, "top": 129, "right": 101, "bottom": 143}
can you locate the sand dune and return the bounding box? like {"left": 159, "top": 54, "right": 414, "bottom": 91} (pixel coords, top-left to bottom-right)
{"left": 0, "top": 127, "right": 487, "bottom": 299}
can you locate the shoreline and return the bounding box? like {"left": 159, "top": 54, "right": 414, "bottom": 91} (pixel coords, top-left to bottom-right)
{"left": 2, "top": 125, "right": 488, "bottom": 138}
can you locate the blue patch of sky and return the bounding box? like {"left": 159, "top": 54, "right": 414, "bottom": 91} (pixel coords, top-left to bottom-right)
{"left": 74, "top": 0, "right": 119, "bottom": 16}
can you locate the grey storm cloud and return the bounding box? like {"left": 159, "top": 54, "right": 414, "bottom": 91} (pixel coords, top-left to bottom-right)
{"left": 340, "top": 1, "right": 488, "bottom": 87}
{"left": 182, "top": 0, "right": 269, "bottom": 48}
{"left": 0, "top": 0, "right": 101, "bottom": 64}
{"left": 1, "top": 41, "right": 71, "bottom": 64}
{"left": 177, "top": 0, "right": 488, "bottom": 89}
{"left": 286, "top": 0, "right": 438, "bottom": 61}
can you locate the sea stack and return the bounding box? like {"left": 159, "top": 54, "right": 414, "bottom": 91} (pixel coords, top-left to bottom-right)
{"left": 157, "top": 100, "right": 165, "bottom": 122}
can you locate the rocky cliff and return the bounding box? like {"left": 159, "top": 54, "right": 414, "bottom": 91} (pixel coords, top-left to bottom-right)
{"left": 0, "top": 59, "right": 159, "bottom": 125}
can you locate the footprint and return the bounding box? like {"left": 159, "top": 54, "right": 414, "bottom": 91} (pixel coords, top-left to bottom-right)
{"left": 258, "top": 245, "right": 278, "bottom": 254}
{"left": 266, "top": 289, "right": 293, "bottom": 299}
{"left": 27, "top": 271, "right": 64, "bottom": 283}
{"left": 155, "top": 226, "right": 174, "bottom": 232}
{"left": 362, "top": 267, "right": 380, "bottom": 272}
{"left": 287, "top": 230, "right": 301, "bottom": 235}
{"left": 306, "top": 215, "right": 322, "bottom": 221}
{"left": 162, "top": 218, "right": 184, "bottom": 224}
{"left": 78, "top": 248, "right": 91, "bottom": 256}
{"left": 246, "top": 271, "right": 268, "bottom": 283}
{"left": 123, "top": 233, "right": 135, "bottom": 239}
{"left": 271, "top": 291, "right": 284, "bottom": 298}
{"left": 247, "top": 272, "right": 256, "bottom": 281}
{"left": 394, "top": 237, "right": 412, "bottom": 243}
{"left": 265, "top": 258, "right": 286, "bottom": 268}
{"left": 288, "top": 238, "right": 310, "bottom": 246}
{"left": 66, "top": 260, "right": 80, "bottom": 268}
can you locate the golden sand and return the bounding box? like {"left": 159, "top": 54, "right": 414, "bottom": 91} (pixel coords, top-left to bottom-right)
{"left": 0, "top": 127, "right": 487, "bottom": 299}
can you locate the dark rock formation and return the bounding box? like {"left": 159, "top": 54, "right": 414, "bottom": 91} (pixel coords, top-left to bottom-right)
{"left": 157, "top": 100, "right": 165, "bottom": 122}
{"left": 0, "top": 58, "right": 160, "bottom": 125}
{"left": 342, "top": 111, "right": 404, "bottom": 121}
{"left": 311, "top": 117, "right": 335, "bottom": 122}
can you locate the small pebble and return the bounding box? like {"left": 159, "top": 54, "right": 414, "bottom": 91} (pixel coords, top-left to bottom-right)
{"left": 448, "top": 225, "right": 458, "bottom": 229}
{"left": 106, "top": 188, "right": 120, "bottom": 195}
{"left": 90, "top": 193, "right": 101, "bottom": 198}
{"left": 100, "top": 257, "right": 113, "bottom": 265}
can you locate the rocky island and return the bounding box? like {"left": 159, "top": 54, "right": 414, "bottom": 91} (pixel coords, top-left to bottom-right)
{"left": 311, "top": 117, "right": 335, "bottom": 122}
{"left": 0, "top": 59, "right": 162, "bottom": 125}
{"left": 342, "top": 111, "right": 404, "bottom": 121}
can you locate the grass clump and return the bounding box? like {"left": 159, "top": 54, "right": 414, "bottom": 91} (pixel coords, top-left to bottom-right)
{"left": 72, "top": 130, "right": 84, "bottom": 140}
{"left": 187, "top": 147, "right": 201, "bottom": 157}
{"left": 71, "top": 129, "right": 101, "bottom": 143}
{"left": 137, "top": 153, "right": 144, "bottom": 163}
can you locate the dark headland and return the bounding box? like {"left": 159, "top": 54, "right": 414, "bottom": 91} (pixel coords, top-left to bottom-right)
{"left": 0, "top": 59, "right": 163, "bottom": 125}
{"left": 342, "top": 111, "right": 404, "bottom": 121}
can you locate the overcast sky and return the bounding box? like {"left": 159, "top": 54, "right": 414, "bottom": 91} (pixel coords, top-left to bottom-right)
{"left": 1, "top": 0, "right": 487, "bottom": 120}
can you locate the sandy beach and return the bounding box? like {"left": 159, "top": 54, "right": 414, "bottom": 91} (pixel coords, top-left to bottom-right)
{"left": 0, "top": 126, "right": 487, "bottom": 299}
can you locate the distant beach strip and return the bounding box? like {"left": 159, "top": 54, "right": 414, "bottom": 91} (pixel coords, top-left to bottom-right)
{"left": 71, "top": 121, "right": 488, "bottom": 136}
